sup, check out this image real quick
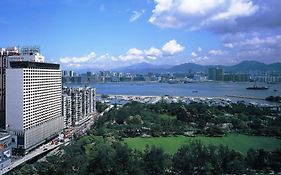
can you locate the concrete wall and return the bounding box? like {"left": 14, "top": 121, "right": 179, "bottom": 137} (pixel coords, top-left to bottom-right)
{"left": 6, "top": 69, "right": 23, "bottom": 130}
{"left": 24, "top": 116, "right": 63, "bottom": 150}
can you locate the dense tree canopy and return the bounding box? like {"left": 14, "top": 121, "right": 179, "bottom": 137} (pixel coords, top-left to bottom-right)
{"left": 9, "top": 101, "right": 281, "bottom": 175}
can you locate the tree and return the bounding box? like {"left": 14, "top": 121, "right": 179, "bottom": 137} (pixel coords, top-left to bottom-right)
{"left": 18, "top": 164, "right": 36, "bottom": 175}
{"left": 112, "top": 143, "right": 144, "bottom": 175}
{"left": 172, "top": 141, "right": 210, "bottom": 175}
{"left": 176, "top": 105, "right": 189, "bottom": 122}
{"left": 143, "top": 146, "right": 170, "bottom": 175}
{"left": 86, "top": 138, "right": 115, "bottom": 175}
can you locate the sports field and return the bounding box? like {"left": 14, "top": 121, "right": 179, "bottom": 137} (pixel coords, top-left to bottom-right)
{"left": 123, "top": 134, "right": 281, "bottom": 154}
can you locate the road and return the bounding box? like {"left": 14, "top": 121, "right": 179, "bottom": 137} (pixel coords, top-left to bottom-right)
{"left": 1, "top": 106, "right": 113, "bottom": 175}
{"left": 1, "top": 142, "right": 63, "bottom": 174}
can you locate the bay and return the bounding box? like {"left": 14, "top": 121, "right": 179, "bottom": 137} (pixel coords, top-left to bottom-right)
{"left": 64, "top": 82, "right": 281, "bottom": 99}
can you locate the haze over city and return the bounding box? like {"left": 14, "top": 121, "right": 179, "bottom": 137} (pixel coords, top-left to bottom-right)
{"left": 0, "top": 0, "right": 280, "bottom": 71}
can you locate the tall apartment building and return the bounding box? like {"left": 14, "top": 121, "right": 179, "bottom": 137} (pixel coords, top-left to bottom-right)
{"left": 62, "top": 87, "right": 96, "bottom": 127}
{"left": 62, "top": 94, "right": 72, "bottom": 127}
{"left": 3, "top": 47, "right": 63, "bottom": 154}
{"left": 208, "top": 68, "right": 224, "bottom": 81}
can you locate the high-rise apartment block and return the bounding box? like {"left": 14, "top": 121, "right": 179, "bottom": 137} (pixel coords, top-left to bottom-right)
{"left": 208, "top": 68, "right": 224, "bottom": 81}
{"left": 62, "top": 87, "right": 96, "bottom": 127}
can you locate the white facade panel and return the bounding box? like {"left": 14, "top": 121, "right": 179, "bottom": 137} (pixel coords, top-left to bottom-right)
{"left": 6, "top": 69, "right": 24, "bottom": 130}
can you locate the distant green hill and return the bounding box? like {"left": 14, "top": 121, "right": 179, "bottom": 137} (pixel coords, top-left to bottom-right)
{"left": 116, "top": 60, "right": 281, "bottom": 73}
{"left": 224, "top": 61, "right": 281, "bottom": 73}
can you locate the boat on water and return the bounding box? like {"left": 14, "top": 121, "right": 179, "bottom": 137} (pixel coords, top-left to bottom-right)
{"left": 246, "top": 85, "right": 269, "bottom": 90}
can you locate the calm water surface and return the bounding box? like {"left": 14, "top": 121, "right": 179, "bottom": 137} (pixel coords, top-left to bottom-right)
{"left": 65, "top": 82, "right": 281, "bottom": 99}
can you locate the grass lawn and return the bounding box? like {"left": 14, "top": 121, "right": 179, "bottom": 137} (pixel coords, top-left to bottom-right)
{"left": 159, "top": 114, "right": 176, "bottom": 120}
{"left": 123, "top": 134, "right": 281, "bottom": 155}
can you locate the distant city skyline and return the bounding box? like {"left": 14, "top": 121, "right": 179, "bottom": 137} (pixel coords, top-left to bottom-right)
{"left": 0, "top": 0, "right": 280, "bottom": 70}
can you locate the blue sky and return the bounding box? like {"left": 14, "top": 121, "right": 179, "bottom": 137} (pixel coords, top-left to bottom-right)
{"left": 0, "top": 0, "right": 280, "bottom": 71}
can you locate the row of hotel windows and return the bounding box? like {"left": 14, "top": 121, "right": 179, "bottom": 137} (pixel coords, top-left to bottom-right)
{"left": 23, "top": 69, "right": 61, "bottom": 72}
{"left": 23, "top": 84, "right": 61, "bottom": 89}
{"left": 23, "top": 109, "right": 60, "bottom": 120}
{"left": 23, "top": 112, "right": 61, "bottom": 130}
{"left": 23, "top": 105, "right": 60, "bottom": 118}
{"left": 23, "top": 72, "right": 61, "bottom": 75}
{"left": 23, "top": 106, "right": 60, "bottom": 118}
{"left": 23, "top": 96, "right": 61, "bottom": 105}
{"left": 23, "top": 86, "right": 61, "bottom": 91}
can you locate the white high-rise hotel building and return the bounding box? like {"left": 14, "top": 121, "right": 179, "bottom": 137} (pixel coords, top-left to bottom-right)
{"left": 1, "top": 47, "right": 63, "bottom": 153}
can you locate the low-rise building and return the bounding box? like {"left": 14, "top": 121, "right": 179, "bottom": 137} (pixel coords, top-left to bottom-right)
{"left": 0, "top": 132, "right": 12, "bottom": 170}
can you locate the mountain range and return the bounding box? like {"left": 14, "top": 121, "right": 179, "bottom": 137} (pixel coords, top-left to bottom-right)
{"left": 112, "top": 61, "right": 281, "bottom": 74}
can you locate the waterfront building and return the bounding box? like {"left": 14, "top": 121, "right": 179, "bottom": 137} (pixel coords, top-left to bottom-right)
{"left": 251, "top": 74, "right": 281, "bottom": 83}
{"left": 69, "top": 70, "right": 75, "bottom": 77}
{"left": 62, "top": 70, "right": 69, "bottom": 77}
{"left": 62, "top": 87, "right": 96, "bottom": 127}
{"left": 0, "top": 132, "right": 12, "bottom": 170}
{"left": 208, "top": 67, "right": 224, "bottom": 81}
{"left": 5, "top": 58, "right": 63, "bottom": 154}
{"left": 223, "top": 73, "right": 250, "bottom": 82}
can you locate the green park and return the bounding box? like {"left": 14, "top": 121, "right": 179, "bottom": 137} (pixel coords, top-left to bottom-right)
{"left": 123, "top": 134, "right": 281, "bottom": 155}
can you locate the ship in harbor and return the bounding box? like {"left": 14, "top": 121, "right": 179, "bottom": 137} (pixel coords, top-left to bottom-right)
{"left": 246, "top": 85, "right": 269, "bottom": 90}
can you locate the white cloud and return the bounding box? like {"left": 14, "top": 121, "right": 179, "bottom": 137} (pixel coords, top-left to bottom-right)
{"left": 209, "top": 49, "right": 223, "bottom": 55}
{"left": 120, "top": 46, "right": 162, "bottom": 61}
{"left": 162, "top": 39, "right": 185, "bottom": 55}
{"left": 119, "top": 48, "right": 145, "bottom": 61}
{"left": 224, "top": 43, "right": 234, "bottom": 48}
{"left": 189, "top": 56, "right": 210, "bottom": 65}
{"left": 59, "top": 40, "right": 187, "bottom": 70}
{"left": 59, "top": 52, "right": 96, "bottom": 64}
{"left": 239, "top": 35, "right": 281, "bottom": 46}
{"left": 149, "top": 0, "right": 259, "bottom": 31}
{"left": 130, "top": 9, "right": 146, "bottom": 22}
{"left": 191, "top": 52, "right": 197, "bottom": 58}
{"left": 144, "top": 47, "right": 162, "bottom": 59}
{"left": 97, "top": 53, "right": 118, "bottom": 62}
{"left": 197, "top": 47, "right": 202, "bottom": 52}
{"left": 223, "top": 34, "right": 281, "bottom": 63}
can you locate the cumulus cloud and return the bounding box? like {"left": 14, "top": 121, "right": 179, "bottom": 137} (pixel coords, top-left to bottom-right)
{"left": 191, "top": 52, "right": 197, "bottom": 58}
{"left": 224, "top": 43, "right": 234, "bottom": 48}
{"left": 119, "top": 48, "right": 145, "bottom": 61}
{"left": 59, "top": 52, "right": 96, "bottom": 64}
{"left": 119, "top": 47, "right": 162, "bottom": 61}
{"left": 59, "top": 40, "right": 187, "bottom": 70}
{"left": 224, "top": 34, "right": 281, "bottom": 63}
{"left": 209, "top": 49, "right": 223, "bottom": 56}
{"left": 162, "top": 39, "right": 185, "bottom": 55}
{"left": 197, "top": 47, "right": 202, "bottom": 52}
{"left": 149, "top": 0, "right": 281, "bottom": 33}
{"left": 130, "top": 9, "right": 146, "bottom": 22}
{"left": 144, "top": 47, "right": 162, "bottom": 59}
{"left": 189, "top": 56, "right": 211, "bottom": 65}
